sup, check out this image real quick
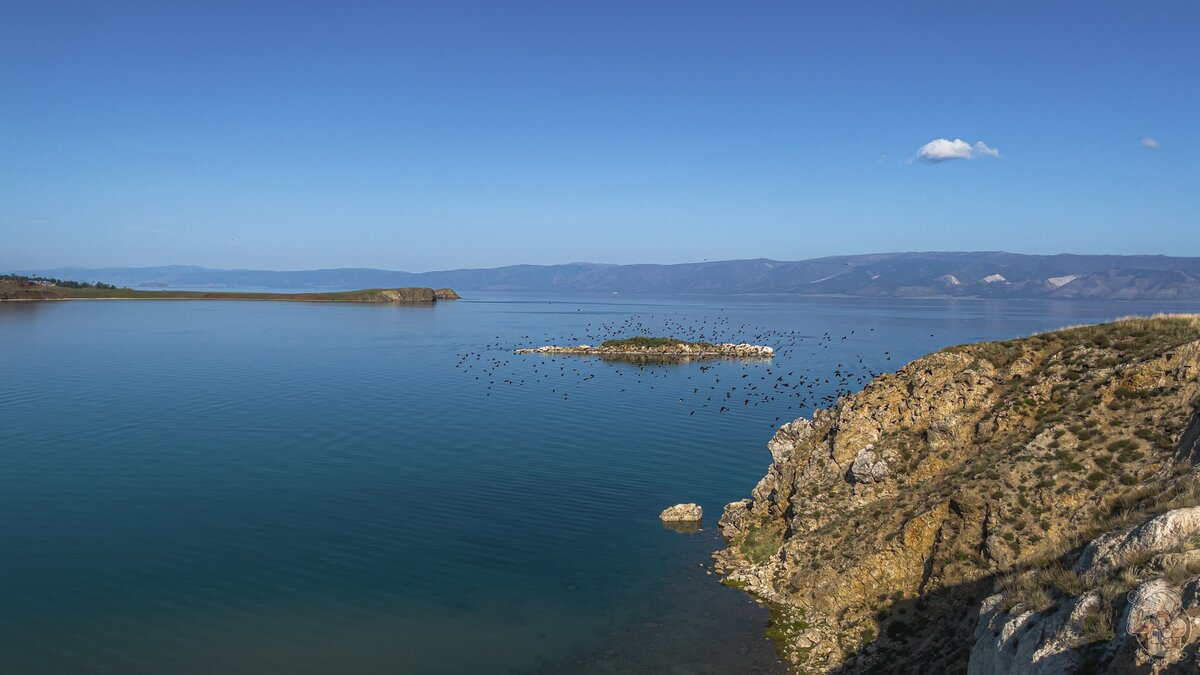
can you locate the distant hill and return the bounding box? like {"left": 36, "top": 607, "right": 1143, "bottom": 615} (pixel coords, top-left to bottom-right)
{"left": 20, "top": 252, "right": 1200, "bottom": 300}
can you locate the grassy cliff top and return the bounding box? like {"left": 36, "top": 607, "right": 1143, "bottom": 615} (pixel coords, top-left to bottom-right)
{"left": 944, "top": 313, "right": 1200, "bottom": 367}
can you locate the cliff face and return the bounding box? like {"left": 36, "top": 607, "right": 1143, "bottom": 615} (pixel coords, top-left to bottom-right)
{"left": 715, "top": 315, "right": 1200, "bottom": 673}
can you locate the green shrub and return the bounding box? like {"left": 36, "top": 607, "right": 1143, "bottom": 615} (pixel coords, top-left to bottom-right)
{"left": 600, "top": 336, "right": 707, "bottom": 348}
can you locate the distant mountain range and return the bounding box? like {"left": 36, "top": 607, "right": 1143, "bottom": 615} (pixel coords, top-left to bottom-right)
{"left": 19, "top": 252, "right": 1200, "bottom": 300}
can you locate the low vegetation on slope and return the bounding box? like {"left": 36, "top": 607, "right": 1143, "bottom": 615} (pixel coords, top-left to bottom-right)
{"left": 598, "top": 336, "right": 715, "bottom": 349}
{"left": 716, "top": 315, "right": 1200, "bottom": 673}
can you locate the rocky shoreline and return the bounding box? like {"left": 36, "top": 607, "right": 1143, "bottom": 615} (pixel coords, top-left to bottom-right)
{"left": 714, "top": 315, "right": 1200, "bottom": 673}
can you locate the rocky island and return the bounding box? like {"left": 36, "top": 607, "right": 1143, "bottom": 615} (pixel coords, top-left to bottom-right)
{"left": 0, "top": 275, "right": 459, "bottom": 303}
{"left": 660, "top": 503, "right": 704, "bottom": 523}
{"left": 516, "top": 336, "right": 774, "bottom": 360}
{"left": 715, "top": 314, "right": 1200, "bottom": 673}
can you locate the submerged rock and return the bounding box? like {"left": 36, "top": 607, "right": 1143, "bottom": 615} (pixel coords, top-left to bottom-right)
{"left": 661, "top": 520, "right": 703, "bottom": 534}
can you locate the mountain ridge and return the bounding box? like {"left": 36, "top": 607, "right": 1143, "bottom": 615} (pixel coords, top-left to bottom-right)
{"left": 18, "top": 251, "right": 1200, "bottom": 300}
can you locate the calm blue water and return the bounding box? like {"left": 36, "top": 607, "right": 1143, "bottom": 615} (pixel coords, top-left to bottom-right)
{"left": 2, "top": 293, "right": 1197, "bottom": 674}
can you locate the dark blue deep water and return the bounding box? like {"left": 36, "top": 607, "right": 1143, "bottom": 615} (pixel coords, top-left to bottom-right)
{"left": 3, "top": 293, "right": 1197, "bottom": 674}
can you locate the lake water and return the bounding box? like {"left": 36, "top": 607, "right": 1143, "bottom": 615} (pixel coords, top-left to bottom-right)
{"left": 3, "top": 293, "right": 1196, "bottom": 674}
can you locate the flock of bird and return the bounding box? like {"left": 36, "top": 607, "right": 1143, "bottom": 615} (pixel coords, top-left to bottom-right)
{"left": 455, "top": 312, "right": 931, "bottom": 429}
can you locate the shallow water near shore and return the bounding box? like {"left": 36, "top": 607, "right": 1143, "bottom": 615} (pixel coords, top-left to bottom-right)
{"left": 2, "top": 293, "right": 1197, "bottom": 674}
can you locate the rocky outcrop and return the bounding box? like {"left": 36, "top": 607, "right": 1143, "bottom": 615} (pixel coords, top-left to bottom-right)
{"left": 1075, "top": 507, "right": 1200, "bottom": 578}
{"left": 969, "top": 589, "right": 1104, "bottom": 675}
{"left": 848, "top": 444, "right": 894, "bottom": 483}
{"left": 971, "top": 538, "right": 1200, "bottom": 674}
{"left": 714, "top": 315, "right": 1200, "bottom": 673}
{"left": 433, "top": 288, "right": 460, "bottom": 300}
{"left": 660, "top": 503, "right": 703, "bottom": 522}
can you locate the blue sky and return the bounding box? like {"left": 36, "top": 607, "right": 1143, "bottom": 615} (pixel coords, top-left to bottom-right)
{"left": 2, "top": 1, "right": 1196, "bottom": 271}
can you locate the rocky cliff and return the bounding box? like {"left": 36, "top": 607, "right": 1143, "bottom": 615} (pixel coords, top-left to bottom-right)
{"left": 715, "top": 315, "right": 1200, "bottom": 673}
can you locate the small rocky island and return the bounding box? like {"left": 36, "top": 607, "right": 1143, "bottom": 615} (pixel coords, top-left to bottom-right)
{"left": 516, "top": 337, "right": 774, "bottom": 359}
{"left": 660, "top": 503, "right": 703, "bottom": 523}
{"left": 715, "top": 314, "right": 1200, "bottom": 674}
{"left": 660, "top": 503, "right": 704, "bottom": 534}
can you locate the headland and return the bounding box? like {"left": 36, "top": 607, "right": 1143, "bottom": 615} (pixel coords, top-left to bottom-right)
{"left": 716, "top": 314, "right": 1200, "bottom": 673}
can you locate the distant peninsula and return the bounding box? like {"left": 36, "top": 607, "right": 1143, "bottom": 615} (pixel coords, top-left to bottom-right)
{"left": 516, "top": 336, "right": 774, "bottom": 359}
{"left": 0, "top": 276, "right": 459, "bottom": 303}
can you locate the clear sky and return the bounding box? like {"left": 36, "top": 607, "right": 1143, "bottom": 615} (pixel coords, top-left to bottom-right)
{"left": 2, "top": 1, "right": 1196, "bottom": 271}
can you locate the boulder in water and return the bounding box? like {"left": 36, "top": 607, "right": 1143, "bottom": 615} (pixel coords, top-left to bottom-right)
{"left": 660, "top": 503, "right": 703, "bottom": 522}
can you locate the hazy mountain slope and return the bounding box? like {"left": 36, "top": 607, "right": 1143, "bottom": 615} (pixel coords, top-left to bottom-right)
{"left": 21, "top": 252, "right": 1200, "bottom": 300}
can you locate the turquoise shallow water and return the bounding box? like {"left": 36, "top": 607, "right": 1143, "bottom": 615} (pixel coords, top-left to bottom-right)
{"left": 2, "top": 293, "right": 1197, "bottom": 674}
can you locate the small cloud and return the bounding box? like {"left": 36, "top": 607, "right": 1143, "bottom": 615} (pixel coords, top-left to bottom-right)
{"left": 916, "top": 138, "right": 1000, "bottom": 163}
{"left": 1139, "top": 137, "right": 1160, "bottom": 149}
{"left": 973, "top": 141, "right": 999, "bottom": 158}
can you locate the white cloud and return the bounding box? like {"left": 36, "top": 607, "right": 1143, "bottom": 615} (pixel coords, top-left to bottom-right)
{"left": 916, "top": 138, "right": 1000, "bottom": 163}
{"left": 1139, "top": 137, "right": 1160, "bottom": 149}
{"left": 973, "top": 141, "right": 999, "bottom": 158}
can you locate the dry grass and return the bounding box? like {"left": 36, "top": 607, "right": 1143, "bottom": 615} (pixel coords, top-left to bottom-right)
{"left": 1079, "top": 602, "right": 1116, "bottom": 644}
{"left": 998, "top": 570, "right": 1055, "bottom": 612}
{"left": 993, "top": 473, "right": 1200, "bottom": 614}
{"left": 1038, "top": 564, "right": 1086, "bottom": 597}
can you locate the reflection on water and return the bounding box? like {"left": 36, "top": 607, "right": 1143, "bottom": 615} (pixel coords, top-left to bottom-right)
{"left": 661, "top": 520, "right": 704, "bottom": 534}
